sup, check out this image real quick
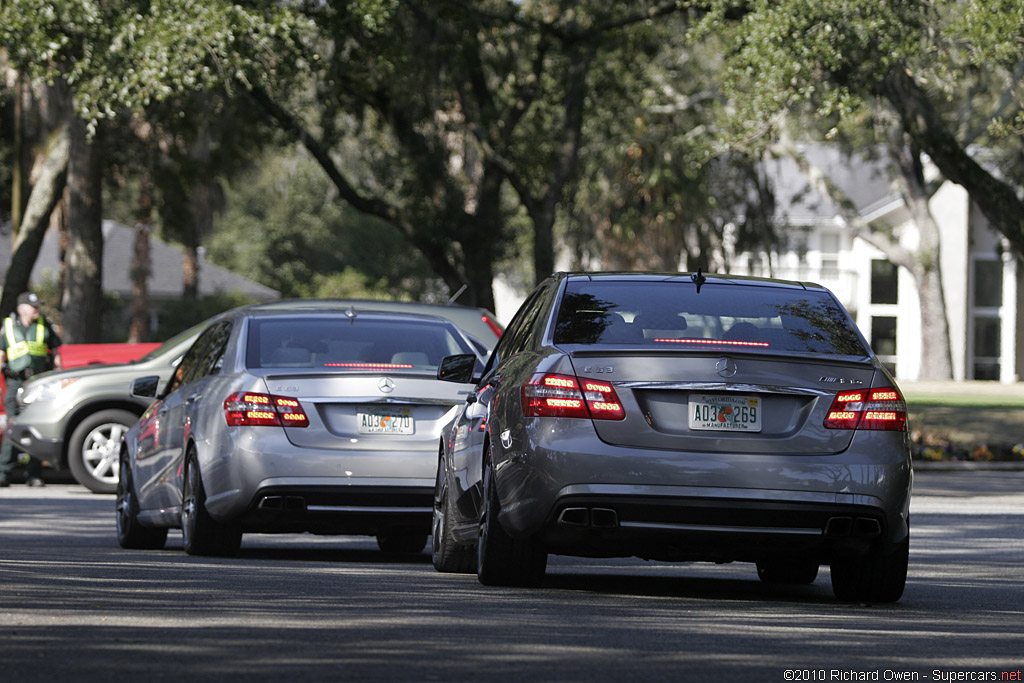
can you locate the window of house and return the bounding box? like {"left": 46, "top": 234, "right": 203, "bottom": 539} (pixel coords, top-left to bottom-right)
{"left": 820, "top": 233, "right": 839, "bottom": 277}
{"left": 972, "top": 317, "right": 1001, "bottom": 381}
{"left": 870, "top": 260, "right": 898, "bottom": 304}
{"left": 871, "top": 315, "right": 897, "bottom": 375}
{"left": 973, "top": 259, "right": 1003, "bottom": 308}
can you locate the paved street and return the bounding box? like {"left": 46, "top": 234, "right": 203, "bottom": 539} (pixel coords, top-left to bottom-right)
{"left": 1, "top": 470, "right": 1022, "bottom": 682}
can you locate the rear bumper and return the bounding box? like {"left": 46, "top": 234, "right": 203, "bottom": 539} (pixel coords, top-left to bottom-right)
{"left": 538, "top": 488, "right": 900, "bottom": 563}
{"left": 235, "top": 483, "right": 434, "bottom": 535}
{"left": 491, "top": 426, "right": 912, "bottom": 562}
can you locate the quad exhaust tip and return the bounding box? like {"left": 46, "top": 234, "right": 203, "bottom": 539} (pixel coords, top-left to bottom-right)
{"left": 557, "top": 507, "right": 619, "bottom": 528}
{"left": 258, "top": 495, "right": 307, "bottom": 512}
{"left": 824, "top": 516, "right": 882, "bottom": 538}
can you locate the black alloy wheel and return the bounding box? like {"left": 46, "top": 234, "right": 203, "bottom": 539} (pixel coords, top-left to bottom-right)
{"left": 431, "top": 457, "right": 476, "bottom": 573}
{"left": 181, "top": 454, "right": 242, "bottom": 556}
{"left": 115, "top": 451, "right": 168, "bottom": 550}
{"left": 830, "top": 535, "right": 909, "bottom": 603}
{"left": 476, "top": 455, "right": 547, "bottom": 587}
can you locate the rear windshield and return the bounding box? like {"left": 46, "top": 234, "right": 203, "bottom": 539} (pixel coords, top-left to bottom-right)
{"left": 553, "top": 280, "right": 869, "bottom": 357}
{"left": 246, "top": 316, "right": 476, "bottom": 370}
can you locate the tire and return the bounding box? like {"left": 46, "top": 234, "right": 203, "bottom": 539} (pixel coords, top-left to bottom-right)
{"left": 69, "top": 409, "right": 139, "bottom": 494}
{"left": 182, "top": 455, "right": 242, "bottom": 556}
{"left": 115, "top": 451, "right": 167, "bottom": 550}
{"left": 830, "top": 535, "right": 909, "bottom": 603}
{"left": 476, "top": 457, "right": 546, "bottom": 587}
{"left": 432, "top": 465, "right": 476, "bottom": 573}
{"left": 756, "top": 559, "right": 819, "bottom": 585}
{"left": 376, "top": 533, "right": 428, "bottom": 554}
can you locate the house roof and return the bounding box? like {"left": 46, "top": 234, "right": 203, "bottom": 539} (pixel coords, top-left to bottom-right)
{"left": 764, "top": 143, "right": 903, "bottom": 226}
{"left": 0, "top": 220, "right": 279, "bottom": 301}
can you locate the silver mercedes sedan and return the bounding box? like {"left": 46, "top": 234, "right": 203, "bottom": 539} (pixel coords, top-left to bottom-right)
{"left": 116, "top": 305, "right": 481, "bottom": 556}
{"left": 433, "top": 272, "right": 912, "bottom": 602}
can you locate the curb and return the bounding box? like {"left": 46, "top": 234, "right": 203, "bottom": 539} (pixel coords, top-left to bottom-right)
{"left": 912, "top": 460, "right": 1024, "bottom": 472}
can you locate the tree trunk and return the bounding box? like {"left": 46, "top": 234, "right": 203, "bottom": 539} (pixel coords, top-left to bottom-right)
{"left": 881, "top": 69, "right": 1024, "bottom": 259}
{"left": 128, "top": 185, "right": 153, "bottom": 343}
{"left": 524, "top": 47, "right": 592, "bottom": 286}
{"left": 60, "top": 117, "right": 105, "bottom": 343}
{"left": 914, "top": 264, "right": 953, "bottom": 379}
{"left": 1, "top": 123, "right": 70, "bottom": 317}
{"left": 891, "top": 137, "right": 953, "bottom": 380}
{"left": 772, "top": 130, "right": 954, "bottom": 380}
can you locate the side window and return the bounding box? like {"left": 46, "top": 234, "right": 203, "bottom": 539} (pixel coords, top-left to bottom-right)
{"left": 194, "top": 321, "right": 233, "bottom": 379}
{"left": 165, "top": 330, "right": 214, "bottom": 396}
{"left": 165, "top": 321, "right": 232, "bottom": 395}
{"left": 501, "top": 285, "right": 551, "bottom": 357}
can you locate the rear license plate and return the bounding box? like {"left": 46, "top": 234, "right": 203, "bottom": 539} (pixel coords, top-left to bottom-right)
{"left": 357, "top": 411, "right": 415, "bottom": 435}
{"left": 688, "top": 394, "right": 761, "bottom": 432}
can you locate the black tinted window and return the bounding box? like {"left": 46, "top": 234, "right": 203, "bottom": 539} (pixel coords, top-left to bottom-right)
{"left": 246, "top": 316, "right": 475, "bottom": 370}
{"left": 166, "top": 321, "right": 230, "bottom": 395}
{"left": 500, "top": 285, "right": 550, "bottom": 357}
{"left": 553, "top": 281, "right": 868, "bottom": 357}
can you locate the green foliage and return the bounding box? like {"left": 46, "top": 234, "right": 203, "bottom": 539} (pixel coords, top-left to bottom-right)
{"left": 153, "top": 290, "right": 254, "bottom": 341}
{"left": 0, "top": 74, "right": 12, "bottom": 225}
{"left": 205, "top": 149, "right": 444, "bottom": 301}
{"left": 29, "top": 275, "right": 131, "bottom": 341}
{"left": 0, "top": 0, "right": 310, "bottom": 127}
{"left": 569, "top": 11, "right": 779, "bottom": 269}
{"left": 949, "top": 0, "right": 1024, "bottom": 69}
{"left": 693, "top": 0, "right": 930, "bottom": 146}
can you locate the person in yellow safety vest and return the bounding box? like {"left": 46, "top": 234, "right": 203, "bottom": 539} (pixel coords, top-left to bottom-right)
{"left": 0, "top": 292, "right": 62, "bottom": 487}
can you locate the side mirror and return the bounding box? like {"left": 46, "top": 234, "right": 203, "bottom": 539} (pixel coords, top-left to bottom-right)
{"left": 130, "top": 375, "right": 161, "bottom": 399}
{"left": 436, "top": 354, "right": 477, "bottom": 384}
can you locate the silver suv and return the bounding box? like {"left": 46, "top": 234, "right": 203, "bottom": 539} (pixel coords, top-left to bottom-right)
{"left": 8, "top": 324, "right": 205, "bottom": 493}
{"left": 9, "top": 299, "right": 502, "bottom": 493}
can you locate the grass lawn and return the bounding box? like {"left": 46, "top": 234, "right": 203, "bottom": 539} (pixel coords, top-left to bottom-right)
{"left": 901, "top": 381, "right": 1024, "bottom": 460}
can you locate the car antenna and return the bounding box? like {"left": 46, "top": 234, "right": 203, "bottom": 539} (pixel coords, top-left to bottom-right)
{"left": 447, "top": 284, "right": 468, "bottom": 305}
{"left": 691, "top": 268, "right": 707, "bottom": 293}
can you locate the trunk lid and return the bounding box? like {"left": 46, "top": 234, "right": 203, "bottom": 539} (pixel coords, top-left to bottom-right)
{"left": 566, "top": 350, "right": 879, "bottom": 455}
{"left": 260, "top": 371, "right": 471, "bottom": 451}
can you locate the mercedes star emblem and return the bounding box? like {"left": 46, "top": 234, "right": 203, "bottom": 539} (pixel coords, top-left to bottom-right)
{"left": 378, "top": 377, "right": 395, "bottom": 393}
{"left": 716, "top": 358, "right": 738, "bottom": 378}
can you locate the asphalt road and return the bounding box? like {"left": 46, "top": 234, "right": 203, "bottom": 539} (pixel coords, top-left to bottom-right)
{"left": 1, "top": 470, "right": 1022, "bottom": 682}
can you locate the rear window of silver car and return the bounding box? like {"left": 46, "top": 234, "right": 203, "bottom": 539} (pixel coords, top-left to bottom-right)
{"left": 552, "top": 280, "right": 869, "bottom": 357}
{"left": 246, "top": 316, "right": 476, "bottom": 370}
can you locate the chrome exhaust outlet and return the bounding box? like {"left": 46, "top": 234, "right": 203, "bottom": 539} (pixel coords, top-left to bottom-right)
{"left": 825, "top": 516, "right": 881, "bottom": 537}
{"left": 590, "top": 508, "right": 619, "bottom": 528}
{"left": 853, "top": 517, "right": 881, "bottom": 537}
{"left": 557, "top": 507, "right": 590, "bottom": 527}
{"left": 258, "top": 496, "right": 307, "bottom": 512}
{"left": 824, "top": 517, "right": 853, "bottom": 537}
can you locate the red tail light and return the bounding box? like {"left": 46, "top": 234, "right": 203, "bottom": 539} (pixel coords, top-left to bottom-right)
{"left": 824, "top": 387, "right": 907, "bottom": 431}
{"left": 481, "top": 314, "right": 504, "bottom": 339}
{"left": 522, "top": 373, "right": 625, "bottom": 420}
{"left": 224, "top": 392, "right": 310, "bottom": 428}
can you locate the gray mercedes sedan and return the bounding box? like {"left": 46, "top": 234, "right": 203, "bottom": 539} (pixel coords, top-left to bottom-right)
{"left": 433, "top": 272, "right": 911, "bottom": 602}
{"left": 116, "top": 304, "right": 481, "bottom": 556}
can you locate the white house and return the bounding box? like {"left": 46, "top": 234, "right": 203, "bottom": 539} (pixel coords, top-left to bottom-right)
{"left": 729, "top": 144, "right": 1020, "bottom": 384}
{"left": 0, "top": 220, "right": 279, "bottom": 333}
{"left": 495, "top": 143, "right": 1022, "bottom": 384}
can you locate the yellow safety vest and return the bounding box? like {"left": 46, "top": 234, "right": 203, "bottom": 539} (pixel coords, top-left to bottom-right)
{"left": 4, "top": 316, "right": 50, "bottom": 372}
